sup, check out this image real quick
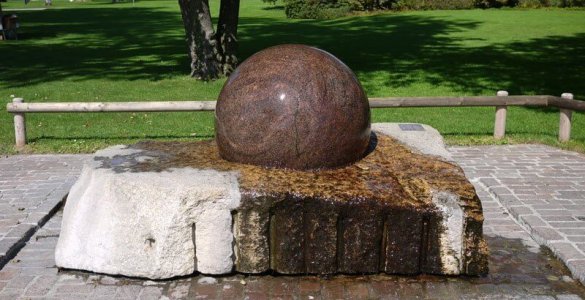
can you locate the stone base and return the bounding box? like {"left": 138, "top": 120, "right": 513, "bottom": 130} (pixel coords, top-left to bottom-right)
{"left": 55, "top": 123, "right": 488, "bottom": 279}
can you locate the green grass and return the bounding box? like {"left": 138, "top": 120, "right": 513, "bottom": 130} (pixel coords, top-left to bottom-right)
{"left": 1, "top": 0, "right": 585, "bottom": 153}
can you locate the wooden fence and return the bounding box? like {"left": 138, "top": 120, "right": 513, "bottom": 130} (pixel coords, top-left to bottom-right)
{"left": 6, "top": 91, "right": 581, "bottom": 149}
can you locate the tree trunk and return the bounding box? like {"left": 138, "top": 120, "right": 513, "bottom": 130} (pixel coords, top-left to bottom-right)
{"left": 216, "top": 0, "right": 240, "bottom": 75}
{"left": 178, "top": 0, "right": 221, "bottom": 80}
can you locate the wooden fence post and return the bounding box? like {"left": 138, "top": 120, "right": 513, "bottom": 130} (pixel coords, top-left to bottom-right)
{"left": 494, "top": 91, "right": 508, "bottom": 139}
{"left": 559, "top": 93, "right": 574, "bottom": 142}
{"left": 13, "top": 98, "right": 27, "bottom": 150}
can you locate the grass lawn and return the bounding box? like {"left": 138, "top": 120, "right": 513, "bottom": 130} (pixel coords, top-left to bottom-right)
{"left": 0, "top": 0, "right": 584, "bottom": 154}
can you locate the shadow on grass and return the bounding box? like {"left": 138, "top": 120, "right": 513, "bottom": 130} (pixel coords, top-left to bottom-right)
{"left": 237, "top": 16, "right": 585, "bottom": 97}
{"left": 1, "top": 7, "right": 584, "bottom": 97}
{"left": 2, "top": 6, "right": 189, "bottom": 85}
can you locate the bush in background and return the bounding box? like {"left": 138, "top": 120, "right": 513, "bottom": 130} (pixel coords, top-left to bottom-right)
{"left": 392, "top": 0, "right": 475, "bottom": 10}
{"left": 281, "top": 0, "right": 584, "bottom": 19}
{"left": 474, "top": 0, "right": 516, "bottom": 8}
{"left": 515, "top": 0, "right": 584, "bottom": 7}
{"left": 284, "top": 0, "right": 353, "bottom": 18}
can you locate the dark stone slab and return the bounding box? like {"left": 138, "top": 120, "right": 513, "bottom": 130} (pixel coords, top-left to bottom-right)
{"left": 420, "top": 214, "right": 445, "bottom": 274}
{"left": 215, "top": 44, "right": 371, "bottom": 170}
{"left": 338, "top": 203, "right": 384, "bottom": 274}
{"left": 116, "top": 133, "right": 488, "bottom": 276}
{"left": 381, "top": 209, "right": 423, "bottom": 274}
{"left": 304, "top": 200, "right": 338, "bottom": 274}
{"left": 271, "top": 196, "right": 305, "bottom": 274}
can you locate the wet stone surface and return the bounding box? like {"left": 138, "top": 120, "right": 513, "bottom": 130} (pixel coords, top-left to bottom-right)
{"left": 1, "top": 206, "right": 584, "bottom": 299}
{"left": 88, "top": 132, "right": 488, "bottom": 276}
{"left": 215, "top": 44, "right": 371, "bottom": 170}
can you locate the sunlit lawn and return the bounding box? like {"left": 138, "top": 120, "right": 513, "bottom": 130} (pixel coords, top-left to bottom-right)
{"left": 1, "top": 0, "right": 584, "bottom": 153}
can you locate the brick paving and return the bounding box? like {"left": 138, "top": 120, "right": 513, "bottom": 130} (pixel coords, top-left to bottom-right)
{"left": 0, "top": 155, "right": 88, "bottom": 268}
{"left": 451, "top": 145, "right": 585, "bottom": 285}
{"left": 0, "top": 145, "right": 585, "bottom": 298}
{"left": 0, "top": 185, "right": 584, "bottom": 299}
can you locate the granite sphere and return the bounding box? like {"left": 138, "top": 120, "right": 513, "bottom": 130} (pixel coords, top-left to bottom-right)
{"left": 215, "top": 44, "right": 371, "bottom": 170}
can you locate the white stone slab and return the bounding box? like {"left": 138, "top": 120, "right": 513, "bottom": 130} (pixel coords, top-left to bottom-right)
{"left": 55, "top": 146, "right": 240, "bottom": 279}
{"left": 372, "top": 123, "right": 453, "bottom": 161}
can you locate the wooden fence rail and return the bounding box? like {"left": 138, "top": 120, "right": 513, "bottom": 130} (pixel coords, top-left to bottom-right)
{"left": 6, "top": 91, "right": 581, "bottom": 149}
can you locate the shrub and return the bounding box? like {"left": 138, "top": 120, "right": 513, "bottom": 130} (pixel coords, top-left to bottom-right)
{"left": 516, "top": 0, "right": 544, "bottom": 7}
{"left": 474, "top": 0, "right": 516, "bottom": 8}
{"left": 315, "top": 5, "right": 352, "bottom": 18}
{"left": 483, "top": 0, "right": 584, "bottom": 7}
{"left": 392, "top": 0, "right": 475, "bottom": 9}
{"left": 284, "top": 0, "right": 352, "bottom": 19}
{"left": 553, "top": 0, "right": 585, "bottom": 7}
{"left": 282, "top": 0, "right": 584, "bottom": 19}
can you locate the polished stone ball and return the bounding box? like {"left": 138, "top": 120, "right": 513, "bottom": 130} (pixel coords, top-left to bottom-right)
{"left": 215, "top": 44, "right": 371, "bottom": 170}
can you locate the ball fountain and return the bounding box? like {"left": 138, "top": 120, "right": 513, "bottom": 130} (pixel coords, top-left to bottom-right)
{"left": 55, "top": 44, "right": 488, "bottom": 279}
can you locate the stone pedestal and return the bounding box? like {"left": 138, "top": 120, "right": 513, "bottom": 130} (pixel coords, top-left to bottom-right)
{"left": 55, "top": 123, "right": 488, "bottom": 279}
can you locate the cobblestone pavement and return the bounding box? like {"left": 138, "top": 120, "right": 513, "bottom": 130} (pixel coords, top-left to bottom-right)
{"left": 451, "top": 145, "right": 585, "bottom": 285}
{"left": 1, "top": 145, "right": 585, "bottom": 299}
{"left": 0, "top": 184, "right": 584, "bottom": 299}
{"left": 0, "top": 155, "right": 88, "bottom": 268}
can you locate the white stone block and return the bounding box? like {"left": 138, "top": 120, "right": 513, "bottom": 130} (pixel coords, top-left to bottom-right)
{"left": 55, "top": 146, "right": 240, "bottom": 279}
{"left": 372, "top": 123, "right": 453, "bottom": 161}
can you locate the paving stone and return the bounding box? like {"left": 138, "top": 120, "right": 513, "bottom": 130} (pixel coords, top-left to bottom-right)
{"left": 114, "top": 285, "right": 143, "bottom": 299}
{"left": 0, "top": 288, "right": 23, "bottom": 299}
{"left": 423, "top": 281, "right": 454, "bottom": 299}
{"left": 558, "top": 191, "right": 585, "bottom": 200}
{"left": 520, "top": 215, "right": 548, "bottom": 227}
{"left": 138, "top": 286, "right": 163, "bottom": 300}
{"left": 543, "top": 216, "right": 579, "bottom": 222}
{"left": 538, "top": 210, "right": 575, "bottom": 217}
{"left": 450, "top": 145, "right": 585, "bottom": 286}
{"left": 244, "top": 291, "right": 270, "bottom": 300}
{"left": 53, "top": 283, "right": 96, "bottom": 295}
{"left": 531, "top": 227, "right": 565, "bottom": 242}
{"left": 0, "top": 267, "right": 18, "bottom": 281}
{"left": 245, "top": 278, "right": 271, "bottom": 294}
{"left": 0, "top": 155, "right": 88, "bottom": 271}
{"left": 560, "top": 229, "right": 585, "bottom": 236}
{"left": 0, "top": 238, "right": 22, "bottom": 256}
{"left": 321, "top": 281, "right": 345, "bottom": 299}
{"left": 345, "top": 281, "right": 370, "bottom": 299}
{"left": 298, "top": 279, "right": 321, "bottom": 296}
{"left": 167, "top": 281, "right": 190, "bottom": 299}
{"left": 4, "top": 275, "right": 34, "bottom": 290}
{"left": 556, "top": 294, "right": 583, "bottom": 300}
{"left": 398, "top": 282, "right": 425, "bottom": 299}
{"left": 1, "top": 146, "right": 585, "bottom": 299}
{"left": 509, "top": 206, "right": 535, "bottom": 218}
{"left": 550, "top": 222, "right": 585, "bottom": 228}
{"left": 270, "top": 276, "right": 297, "bottom": 296}
{"left": 220, "top": 282, "right": 245, "bottom": 299}
{"left": 567, "top": 260, "right": 585, "bottom": 284}
{"left": 89, "top": 285, "right": 118, "bottom": 298}
{"left": 23, "top": 275, "right": 57, "bottom": 296}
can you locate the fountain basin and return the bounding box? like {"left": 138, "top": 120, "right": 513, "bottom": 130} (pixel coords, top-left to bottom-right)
{"left": 55, "top": 123, "right": 488, "bottom": 279}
